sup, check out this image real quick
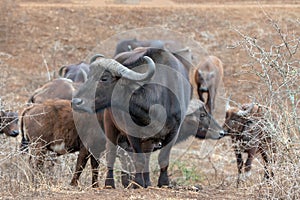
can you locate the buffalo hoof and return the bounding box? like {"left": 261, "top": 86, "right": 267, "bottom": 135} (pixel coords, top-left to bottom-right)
{"left": 70, "top": 181, "right": 78, "bottom": 187}
{"left": 158, "top": 171, "right": 169, "bottom": 187}
{"left": 133, "top": 173, "right": 145, "bottom": 188}
{"left": 92, "top": 182, "right": 99, "bottom": 188}
{"left": 105, "top": 178, "right": 115, "bottom": 189}
{"left": 143, "top": 172, "right": 151, "bottom": 188}
{"left": 121, "top": 171, "right": 131, "bottom": 188}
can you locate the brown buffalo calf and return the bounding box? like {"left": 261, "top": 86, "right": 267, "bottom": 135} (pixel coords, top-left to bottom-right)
{"left": 28, "top": 78, "right": 80, "bottom": 104}
{"left": 223, "top": 102, "right": 275, "bottom": 187}
{"left": 194, "top": 56, "right": 223, "bottom": 114}
{"left": 20, "top": 100, "right": 101, "bottom": 187}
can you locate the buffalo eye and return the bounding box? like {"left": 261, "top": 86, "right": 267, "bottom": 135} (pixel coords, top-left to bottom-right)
{"left": 100, "top": 76, "right": 108, "bottom": 82}
{"left": 99, "top": 74, "right": 112, "bottom": 82}
{"left": 200, "top": 113, "right": 206, "bottom": 118}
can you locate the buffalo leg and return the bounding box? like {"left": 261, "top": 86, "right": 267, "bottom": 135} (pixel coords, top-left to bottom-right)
{"left": 90, "top": 155, "right": 99, "bottom": 188}
{"left": 207, "top": 90, "right": 216, "bottom": 115}
{"left": 119, "top": 147, "right": 134, "bottom": 188}
{"left": 118, "top": 143, "right": 134, "bottom": 188}
{"left": 157, "top": 131, "right": 177, "bottom": 187}
{"left": 70, "top": 146, "right": 89, "bottom": 187}
{"left": 141, "top": 141, "right": 154, "bottom": 187}
{"left": 104, "top": 139, "right": 118, "bottom": 188}
{"left": 261, "top": 150, "right": 273, "bottom": 180}
{"left": 30, "top": 143, "right": 46, "bottom": 172}
{"left": 244, "top": 150, "right": 255, "bottom": 178}
{"left": 127, "top": 135, "right": 145, "bottom": 188}
{"left": 234, "top": 148, "right": 243, "bottom": 187}
{"left": 121, "top": 171, "right": 131, "bottom": 188}
{"left": 29, "top": 144, "right": 46, "bottom": 184}
{"left": 104, "top": 110, "right": 119, "bottom": 189}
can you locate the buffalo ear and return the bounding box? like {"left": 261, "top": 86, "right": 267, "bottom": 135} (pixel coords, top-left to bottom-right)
{"left": 0, "top": 110, "right": 5, "bottom": 117}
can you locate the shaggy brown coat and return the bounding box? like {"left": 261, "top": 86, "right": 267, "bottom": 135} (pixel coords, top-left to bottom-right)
{"left": 223, "top": 103, "right": 275, "bottom": 186}
{"left": 20, "top": 100, "right": 102, "bottom": 187}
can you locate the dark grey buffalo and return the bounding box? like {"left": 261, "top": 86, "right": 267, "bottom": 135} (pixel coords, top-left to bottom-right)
{"left": 58, "top": 62, "right": 89, "bottom": 83}
{"left": 72, "top": 47, "right": 193, "bottom": 188}
{"left": 178, "top": 98, "right": 225, "bottom": 141}
{"left": 117, "top": 98, "right": 226, "bottom": 187}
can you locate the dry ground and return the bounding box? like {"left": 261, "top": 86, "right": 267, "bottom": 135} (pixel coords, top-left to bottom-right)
{"left": 0, "top": 0, "right": 299, "bottom": 199}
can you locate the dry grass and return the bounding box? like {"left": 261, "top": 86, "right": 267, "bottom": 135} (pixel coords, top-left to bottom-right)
{"left": 0, "top": 0, "right": 299, "bottom": 199}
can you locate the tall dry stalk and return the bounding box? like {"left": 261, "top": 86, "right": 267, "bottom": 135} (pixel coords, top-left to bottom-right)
{"left": 231, "top": 13, "right": 300, "bottom": 199}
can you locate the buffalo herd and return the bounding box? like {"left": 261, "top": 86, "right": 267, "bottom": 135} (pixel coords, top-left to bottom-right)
{"left": 1, "top": 38, "right": 275, "bottom": 189}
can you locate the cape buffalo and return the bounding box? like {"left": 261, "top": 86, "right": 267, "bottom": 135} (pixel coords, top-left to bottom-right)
{"left": 28, "top": 78, "right": 80, "bottom": 104}
{"left": 223, "top": 100, "right": 275, "bottom": 187}
{"left": 20, "top": 99, "right": 104, "bottom": 187}
{"left": 72, "top": 47, "right": 192, "bottom": 188}
{"left": 178, "top": 98, "right": 225, "bottom": 141}
{"left": 117, "top": 98, "right": 226, "bottom": 187}
{"left": 24, "top": 77, "right": 105, "bottom": 187}
{"left": 58, "top": 61, "right": 89, "bottom": 83}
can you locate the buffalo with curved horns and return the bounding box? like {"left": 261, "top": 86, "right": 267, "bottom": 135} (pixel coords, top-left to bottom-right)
{"left": 58, "top": 62, "right": 89, "bottom": 83}
{"left": 118, "top": 98, "right": 226, "bottom": 187}
{"left": 72, "top": 47, "right": 225, "bottom": 188}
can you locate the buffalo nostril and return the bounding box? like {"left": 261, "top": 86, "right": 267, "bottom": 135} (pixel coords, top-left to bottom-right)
{"left": 219, "top": 130, "right": 226, "bottom": 138}
{"left": 72, "top": 98, "right": 83, "bottom": 106}
{"left": 200, "top": 87, "right": 209, "bottom": 92}
{"left": 221, "top": 130, "right": 229, "bottom": 137}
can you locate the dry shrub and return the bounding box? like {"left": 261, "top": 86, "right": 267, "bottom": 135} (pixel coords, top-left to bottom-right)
{"left": 231, "top": 12, "right": 300, "bottom": 199}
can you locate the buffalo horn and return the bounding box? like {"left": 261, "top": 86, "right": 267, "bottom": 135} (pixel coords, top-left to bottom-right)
{"left": 90, "top": 56, "right": 155, "bottom": 82}
{"left": 90, "top": 54, "right": 105, "bottom": 64}
{"left": 121, "top": 56, "right": 155, "bottom": 81}
{"left": 79, "top": 68, "right": 88, "bottom": 82}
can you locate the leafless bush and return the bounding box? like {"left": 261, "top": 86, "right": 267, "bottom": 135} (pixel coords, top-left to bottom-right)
{"left": 230, "top": 13, "right": 300, "bottom": 199}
